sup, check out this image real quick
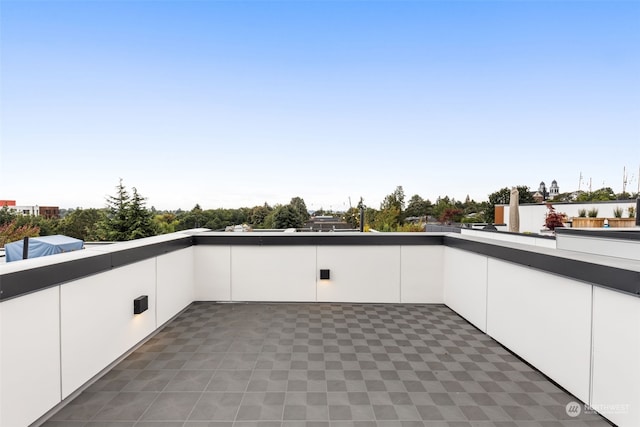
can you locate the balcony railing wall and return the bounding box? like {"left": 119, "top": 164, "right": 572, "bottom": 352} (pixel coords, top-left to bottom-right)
{"left": 0, "top": 231, "right": 638, "bottom": 427}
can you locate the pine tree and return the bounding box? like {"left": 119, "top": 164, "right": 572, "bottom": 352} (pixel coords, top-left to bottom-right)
{"left": 100, "top": 179, "right": 131, "bottom": 241}
{"left": 127, "top": 187, "right": 158, "bottom": 239}
{"left": 99, "top": 179, "right": 158, "bottom": 241}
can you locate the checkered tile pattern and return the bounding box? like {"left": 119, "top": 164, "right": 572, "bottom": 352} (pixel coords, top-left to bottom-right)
{"left": 42, "top": 303, "right": 612, "bottom": 427}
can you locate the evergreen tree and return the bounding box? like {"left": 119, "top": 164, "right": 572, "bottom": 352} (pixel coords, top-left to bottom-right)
{"left": 127, "top": 187, "right": 158, "bottom": 239}
{"left": 272, "top": 205, "right": 304, "bottom": 229}
{"left": 289, "top": 197, "right": 310, "bottom": 224}
{"left": 100, "top": 179, "right": 131, "bottom": 241}
{"left": 99, "top": 179, "right": 157, "bottom": 240}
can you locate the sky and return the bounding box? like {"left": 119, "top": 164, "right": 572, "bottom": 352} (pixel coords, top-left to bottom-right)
{"left": 1, "top": 0, "right": 639, "bottom": 211}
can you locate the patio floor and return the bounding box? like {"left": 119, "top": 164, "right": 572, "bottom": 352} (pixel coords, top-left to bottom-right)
{"left": 41, "top": 302, "right": 612, "bottom": 427}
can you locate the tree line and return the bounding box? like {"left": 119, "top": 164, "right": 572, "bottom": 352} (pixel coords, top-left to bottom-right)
{"left": 1, "top": 180, "right": 637, "bottom": 245}
{"left": 0, "top": 180, "right": 313, "bottom": 244}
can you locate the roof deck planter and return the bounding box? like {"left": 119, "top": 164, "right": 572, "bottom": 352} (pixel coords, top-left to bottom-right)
{"left": 608, "top": 218, "right": 637, "bottom": 228}
{"left": 572, "top": 217, "right": 605, "bottom": 228}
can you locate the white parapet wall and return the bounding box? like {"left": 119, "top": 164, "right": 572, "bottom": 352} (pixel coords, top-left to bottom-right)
{"left": 0, "top": 287, "right": 61, "bottom": 427}
{"left": 1, "top": 231, "right": 639, "bottom": 427}
{"left": 445, "top": 246, "right": 593, "bottom": 402}
{"left": 500, "top": 200, "right": 637, "bottom": 233}
{"left": 591, "top": 286, "right": 640, "bottom": 427}
{"left": 443, "top": 247, "right": 488, "bottom": 332}
{"left": 231, "top": 246, "right": 318, "bottom": 302}
{"left": 556, "top": 229, "right": 640, "bottom": 261}
{"left": 0, "top": 232, "right": 196, "bottom": 427}
{"left": 486, "top": 257, "right": 592, "bottom": 404}
{"left": 193, "top": 235, "right": 445, "bottom": 304}
{"left": 460, "top": 228, "right": 556, "bottom": 248}
{"left": 60, "top": 258, "right": 158, "bottom": 398}
{"left": 442, "top": 234, "right": 640, "bottom": 427}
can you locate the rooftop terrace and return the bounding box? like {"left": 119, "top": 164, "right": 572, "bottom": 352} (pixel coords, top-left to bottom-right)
{"left": 1, "top": 230, "right": 638, "bottom": 427}
{"left": 42, "top": 302, "right": 610, "bottom": 427}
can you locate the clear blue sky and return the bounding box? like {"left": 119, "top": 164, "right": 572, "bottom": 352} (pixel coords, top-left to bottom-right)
{"left": 2, "top": 0, "right": 639, "bottom": 211}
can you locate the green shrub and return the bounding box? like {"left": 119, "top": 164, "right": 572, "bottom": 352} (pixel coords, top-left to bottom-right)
{"left": 587, "top": 208, "right": 599, "bottom": 218}
{"left": 613, "top": 207, "right": 623, "bottom": 218}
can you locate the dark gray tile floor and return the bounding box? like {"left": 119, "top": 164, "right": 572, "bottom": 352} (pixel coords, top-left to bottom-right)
{"left": 41, "top": 302, "right": 612, "bottom": 427}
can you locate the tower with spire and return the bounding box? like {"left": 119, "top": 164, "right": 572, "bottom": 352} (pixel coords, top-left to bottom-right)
{"left": 538, "top": 182, "right": 547, "bottom": 200}
{"left": 549, "top": 180, "right": 559, "bottom": 198}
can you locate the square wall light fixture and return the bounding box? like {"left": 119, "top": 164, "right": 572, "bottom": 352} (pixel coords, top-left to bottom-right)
{"left": 134, "top": 295, "right": 149, "bottom": 315}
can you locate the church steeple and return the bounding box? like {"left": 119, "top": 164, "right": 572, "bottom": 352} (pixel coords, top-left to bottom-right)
{"left": 550, "top": 180, "right": 559, "bottom": 198}
{"left": 538, "top": 182, "right": 547, "bottom": 200}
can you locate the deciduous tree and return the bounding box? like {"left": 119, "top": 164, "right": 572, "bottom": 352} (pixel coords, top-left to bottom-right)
{"left": 289, "top": 197, "right": 310, "bottom": 224}
{"left": 249, "top": 203, "right": 272, "bottom": 228}
{"left": 0, "top": 220, "right": 40, "bottom": 247}
{"left": 57, "top": 208, "right": 105, "bottom": 241}
{"left": 405, "top": 194, "right": 432, "bottom": 218}
{"left": 0, "top": 206, "right": 17, "bottom": 226}
{"left": 485, "top": 186, "right": 534, "bottom": 223}
{"left": 272, "top": 205, "right": 304, "bottom": 229}
{"left": 576, "top": 187, "right": 617, "bottom": 202}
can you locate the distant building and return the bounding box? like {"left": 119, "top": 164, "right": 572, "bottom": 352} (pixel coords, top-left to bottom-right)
{"left": 225, "top": 224, "right": 253, "bottom": 232}
{"left": 549, "top": 180, "right": 559, "bottom": 198}
{"left": 532, "top": 180, "right": 559, "bottom": 202}
{"left": 39, "top": 206, "right": 60, "bottom": 219}
{"left": 304, "top": 215, "right": 354, "bottom": 232}
{"left": 538, "top": 182, "right": 548, "bottom": 200}
{"left": 0, "top": 200, "right": 60, "bottom": 219}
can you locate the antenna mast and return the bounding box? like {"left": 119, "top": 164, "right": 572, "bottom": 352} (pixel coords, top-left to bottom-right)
{"left": 578, "top": 172, "right": 583, "bottom": 191}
